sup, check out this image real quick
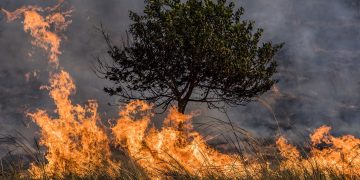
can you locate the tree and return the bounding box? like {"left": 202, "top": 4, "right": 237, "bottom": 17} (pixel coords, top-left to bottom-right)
{"left": 97, "top": 0, "right": 283, "bottom": 114}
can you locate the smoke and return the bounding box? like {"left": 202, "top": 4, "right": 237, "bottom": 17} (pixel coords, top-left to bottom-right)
{"left": 0, "top": 0, "right": 144, "bottom": 157}
{"left": 0, "top": 0, "right": 359, "bottom": 149}
{"left": 223, "top": 0, "right": 360, "bottom": 139}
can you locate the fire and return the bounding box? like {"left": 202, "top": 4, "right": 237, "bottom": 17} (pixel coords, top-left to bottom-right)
{"left": 112, "top": 101, "right": 261, "bottom": 178}
{"left": 1, "top": 0, "right": 72, "bottom": 67}
{"left": 277, "top": 125, "right": 360, "bottom": 178}
{"left": 2, "top": 1, "right": 119, "bottom": 178}
{"left": 27, "top": 71, "right": 120, "bottom": 179}
{"left": 3, "top": 0, "right": 360, "bottom": 179}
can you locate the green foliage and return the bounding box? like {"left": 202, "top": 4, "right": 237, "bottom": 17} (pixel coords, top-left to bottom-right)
{"left": 98, "top": 0, "right": 283, "bottom": 113}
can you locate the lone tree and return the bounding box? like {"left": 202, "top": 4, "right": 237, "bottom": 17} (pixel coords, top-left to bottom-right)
{"left": 97, "top": 0, "right": 283, "bottom": 114}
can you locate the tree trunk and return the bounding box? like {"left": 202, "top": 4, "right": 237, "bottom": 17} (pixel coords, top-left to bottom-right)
{"left": 177, "top": 101, "right": 187, "bottom": 114}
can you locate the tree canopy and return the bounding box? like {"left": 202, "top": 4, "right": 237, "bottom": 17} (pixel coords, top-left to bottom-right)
{"left": 97, "top": 0, "right": 283, "bottom": 113}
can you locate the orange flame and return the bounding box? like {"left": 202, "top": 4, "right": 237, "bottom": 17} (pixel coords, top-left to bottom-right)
{"left": 27, "top": 71, "right": 120, "bottom": 178}
{"left": 112, "top": 101, "right": 261, "bottom": 178}
{"left": 277, "top": 125, "right": 360, "bottom": 178}
{"left": 3, "top": 1, "right": 119, "bottom": 178}
{"left": 1, "top": 1, "right": 71, "bottom": 67}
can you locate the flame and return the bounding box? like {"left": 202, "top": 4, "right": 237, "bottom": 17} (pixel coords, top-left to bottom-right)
{"left": 1, "top": 1, "right": 72, "bottom": 67}
{"left": 112, "top": 101, "right": 261, "bottom": 178}
{"left": 3, "top": 1, "right": 360, "bottom": 179}
{"left": 277, "top": 125, "right": 360, "bottom": 178}
{"left": 3, "top": 1, "right": 119, "bottom": 178}
{"left": 27, "top": 70, "right": 120, "bottom": 179}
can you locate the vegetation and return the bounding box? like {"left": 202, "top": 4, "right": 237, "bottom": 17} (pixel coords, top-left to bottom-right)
{"left": 0, "top": 125, "right": 358, "bottom": 180}
{"left": 97, "top": 0, "right": 283, "bottom": 113}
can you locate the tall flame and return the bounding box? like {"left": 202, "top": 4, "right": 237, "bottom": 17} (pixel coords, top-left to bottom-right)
{"left": 112, "top": 101, "right": 261, "bottom": 178}
{"left": 28, "top": 71, "right": 120, "bottom": 178}
{"left": 2, "top": 1, "right": 119, "bottom": 178}
{"left": 277, "top": 125, "right": 360, "bottom": 178}
{"left": 1, "top": 1, "right": 71, "bottom": 67}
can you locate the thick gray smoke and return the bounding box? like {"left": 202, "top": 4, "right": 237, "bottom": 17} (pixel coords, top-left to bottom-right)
{"left": 0, "top": 0, "right": 359, "bottom": 154}
{"left": 226, "top": 0, "right": 360, "bottom": 139}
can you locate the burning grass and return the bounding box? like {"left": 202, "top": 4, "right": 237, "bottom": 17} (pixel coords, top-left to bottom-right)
{"left": 27, "top": 71, "right": 120, "bottom": 179}
{"left": 1, "top": 97, "right": 360, "bottom": 179}
{"left": 10, "top": 72, "right": 360, "bottom": 179}
{"left": 2, "top": 68, "right": 358, "bottom": 179}
{"left": 112, "top": 101, "right": 262, "bottom": 178}
{"left": 277, "top": 126, "right": 360, "bottom": 179}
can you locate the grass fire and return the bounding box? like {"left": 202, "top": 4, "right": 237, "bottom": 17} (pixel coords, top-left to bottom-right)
{"left": 0, "top": 0, "right": 359, "bottom": 179}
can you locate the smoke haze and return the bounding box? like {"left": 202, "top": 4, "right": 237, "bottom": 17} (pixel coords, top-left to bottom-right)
{"left": 0, "top": 0, "right": 359, "bottom": 150}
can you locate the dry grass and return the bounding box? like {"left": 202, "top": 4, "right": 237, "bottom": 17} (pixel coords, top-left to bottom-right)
{"left": 0, "top": 117, "right": 358, "bottom": 180}
{"left": 0, "top": 148, "right": 357, "bottom": 179}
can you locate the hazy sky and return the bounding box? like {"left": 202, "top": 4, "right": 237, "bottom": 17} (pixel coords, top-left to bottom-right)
{"left": 0, "top": 0, "right": 359, "bottom": 148}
